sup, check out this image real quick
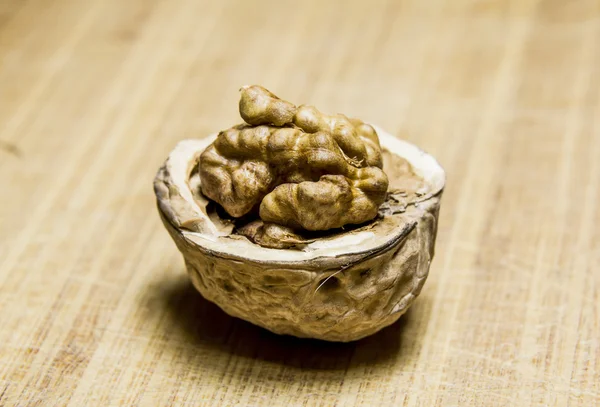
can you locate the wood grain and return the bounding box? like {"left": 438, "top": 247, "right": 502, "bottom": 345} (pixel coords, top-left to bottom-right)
{"left": 0, "top": 0, "right": 599, "bottom": 405}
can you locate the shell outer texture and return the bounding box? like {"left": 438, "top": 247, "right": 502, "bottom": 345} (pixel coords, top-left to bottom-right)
{"left": 154, "top": 127, "right": 445, "bottom": 342}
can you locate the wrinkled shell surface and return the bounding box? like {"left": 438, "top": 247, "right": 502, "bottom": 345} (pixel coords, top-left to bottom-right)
{"left": 154, "top": 127, "right": 445, "bottom": 341}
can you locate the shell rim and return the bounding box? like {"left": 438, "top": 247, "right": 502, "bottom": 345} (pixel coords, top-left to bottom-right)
{"left": 154, "top": 125, "right": 445, "bottom": 266}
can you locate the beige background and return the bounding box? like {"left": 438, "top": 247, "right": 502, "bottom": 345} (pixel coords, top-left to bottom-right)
{"left": 0, "top": 0, "right": 599, "bottom": 406}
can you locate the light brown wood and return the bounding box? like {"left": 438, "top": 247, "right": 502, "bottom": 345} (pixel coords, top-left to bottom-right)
{"left": 0, "top": 0, "right": 598, "bottom": 405}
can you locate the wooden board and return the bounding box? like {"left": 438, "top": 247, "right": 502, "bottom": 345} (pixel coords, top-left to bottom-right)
{"left": 0, "top": 0, "right": 599, "bottom": 405}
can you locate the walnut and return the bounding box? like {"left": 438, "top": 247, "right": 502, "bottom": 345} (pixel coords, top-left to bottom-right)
{"left": 153, "top": 87, "right": 446, "bottom": 342}
{"left": 198, "top": 86, "right": 389, "bottom": 235}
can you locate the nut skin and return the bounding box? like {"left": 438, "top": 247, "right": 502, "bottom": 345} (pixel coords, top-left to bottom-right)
{"left": 199, "top": 85, "right": 389, "bottom": 233}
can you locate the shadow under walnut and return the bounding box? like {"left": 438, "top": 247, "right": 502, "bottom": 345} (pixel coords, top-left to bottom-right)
{"left": 154, "top": 127, "right": 444, "bottom": 342}
{"left": 150, "top": 274, "right": 421, "bottom": 370}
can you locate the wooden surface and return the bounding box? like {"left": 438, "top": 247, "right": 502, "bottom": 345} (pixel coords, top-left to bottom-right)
{"left": 0, "top": 0, "right": 599, "bottom": 405}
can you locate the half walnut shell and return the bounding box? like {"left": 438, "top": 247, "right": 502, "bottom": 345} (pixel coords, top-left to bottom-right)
{"left": 154, "top": 126, "right": 445, "bottom": 342}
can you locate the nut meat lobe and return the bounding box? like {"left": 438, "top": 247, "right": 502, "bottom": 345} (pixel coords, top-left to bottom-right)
{"left": 199, "top": 85, "right": 389, "bottom": 232}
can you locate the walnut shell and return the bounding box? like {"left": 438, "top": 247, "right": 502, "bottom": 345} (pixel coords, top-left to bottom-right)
{"left": 154, "top": 126, "right": 445, "bottom": 342}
